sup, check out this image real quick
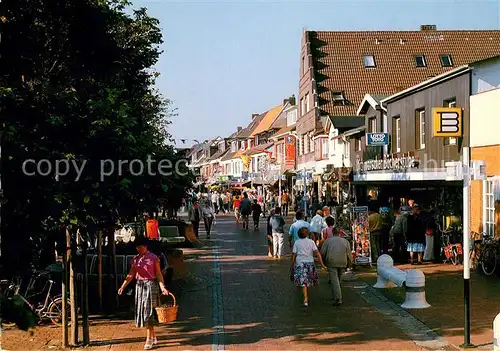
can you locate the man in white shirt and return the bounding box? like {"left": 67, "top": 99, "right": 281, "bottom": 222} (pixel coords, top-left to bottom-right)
{"left": 289, "top": 211, "right": 311, "bottom": 248}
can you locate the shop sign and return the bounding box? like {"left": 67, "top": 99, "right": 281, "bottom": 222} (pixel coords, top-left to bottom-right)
{"left": 357, "top": 153, "right": 419, "bottom": 172}
{"left": 285, "top": 135, "right": 296, "bottom": 167}
{"left": 433, "top": 107, "right": 462, "bottom": 137}
{"left": 366, "top": 133, "right": 389, "bottom": 146}
{"left": 330, "top": 167, "right": 351, "bottom": 182}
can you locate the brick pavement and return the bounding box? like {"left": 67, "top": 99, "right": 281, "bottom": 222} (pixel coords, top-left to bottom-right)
{"left": 2, "top": 217, "right": 428, "bottom": 350}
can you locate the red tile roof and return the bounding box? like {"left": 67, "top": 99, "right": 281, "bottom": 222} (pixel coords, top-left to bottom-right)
{"left": 308, "top": 29, "right": 500, "bottom": 117}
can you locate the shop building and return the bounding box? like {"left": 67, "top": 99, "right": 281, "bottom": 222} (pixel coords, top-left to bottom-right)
{"left": 469, "top": 56, "right": 500, "bottom": 237}
{"left": 296, "top": 25, "right": 500, "bottom": 199}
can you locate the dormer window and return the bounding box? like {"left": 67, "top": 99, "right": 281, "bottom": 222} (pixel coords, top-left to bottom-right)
{"left": 440, "top": 54, "right": 453, "bottom": 67}
{"left": 415, "top": 55, "right": 427, "bottom": 67}
{"left": 332, "top": 91, "right": 347, "bottom": 106}
{"left": 363, "top": 55, "right": 376, "bottom": 68}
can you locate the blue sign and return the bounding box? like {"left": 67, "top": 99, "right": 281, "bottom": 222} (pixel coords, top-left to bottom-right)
{"left": 366, "top": 133, "right": 389, "bottom": 146}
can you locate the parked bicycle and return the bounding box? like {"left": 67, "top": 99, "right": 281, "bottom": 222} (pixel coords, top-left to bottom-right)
{"left": 469, "top": 231, "right": 486, "bottom": 270}
{"left": 479, "top": 235, "right": 499, "bottom": 276}
{"left": 0, "top": 271, "right": 71, "bottom": 328}
{"left": 438, "top": 224, "right": 462, "bottom": 265}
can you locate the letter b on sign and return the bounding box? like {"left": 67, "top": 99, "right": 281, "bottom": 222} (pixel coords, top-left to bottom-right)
{"left": 433, "top": 107, "right": 462, "bottom": 137}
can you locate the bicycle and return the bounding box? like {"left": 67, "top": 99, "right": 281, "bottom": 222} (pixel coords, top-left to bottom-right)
{"left": 480, "top": 235, "right": 499, "bottom": 276}
{"left": 0, "top": 271, "right": 72, "bottom": 328}
{"left": 438, "top": 224, "right": 462, "bottom": 265}
{"left": 469, "top": 231, "right": 487, "bottom": 270}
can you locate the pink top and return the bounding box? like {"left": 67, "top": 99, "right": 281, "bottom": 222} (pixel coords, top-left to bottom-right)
{"left": 133, "top": 251, "right": 159, "bottom": 281}
{"left": 322, "top": 226, "right": 335, "bottom": 240}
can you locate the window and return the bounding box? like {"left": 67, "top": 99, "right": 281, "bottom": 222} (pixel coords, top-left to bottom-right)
{"left": 392, "top": 116, "right": 401, "bottom": 153}
{"left": 415, "top": 109, "right": 426, "bottom": 149}
{"left": 298, "top": 137, "right": 303, "bottom": 156}
{"left": 440, "top": 54, "right": 453, "bottom": 67}
{"left": 354, "top": 137, "right": 362, "bottom": 152}
{"left": 332, "top": 91, "right": 347, "bottom": 106}
{"left": 276, "top": 143, "right": 284, "bottom": 163}
{"left": 305, "top": 93, "right": 310, "bottom": 112}
{"left": 363, "top": 55, "right": 376, "bottom": 67}
{"left": 369, "top": 117, "right": 377, "bottom": 133}
{"left": 321, "top": 138, "right": 328, "bottom": 159}
{"left": 302, "top": 56, "right": 306, "bottom": 74}
{"left": 415, "top": 55, "right": 427, "bottom": 67}
{"left": 443, "top": 99, "right": 457, "bottom": 146}
{"left": 300, "top": 98, "right": 305, "bottom": 116}
{"left": 310, "top": 135, "right": 314, "bottom": 152}
{"left": 484, "top": 179, "right": 496, "bottom": 236}
{"left": 303, "top": 135, "right": 308, "bottom": 154}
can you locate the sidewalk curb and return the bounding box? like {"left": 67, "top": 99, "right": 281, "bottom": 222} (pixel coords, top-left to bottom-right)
{"left": 349, "top": 277, "right": 457, "bottom": 350}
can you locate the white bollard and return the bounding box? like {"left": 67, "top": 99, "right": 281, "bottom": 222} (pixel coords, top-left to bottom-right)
{"left": 374, "top": 254, "right": 395, "bottom": 288}
{"left": 401, "top": 269, "right": 430, "bottom": 309}
{"left": 494, "top": 313, "right": 500, "bottom": 351}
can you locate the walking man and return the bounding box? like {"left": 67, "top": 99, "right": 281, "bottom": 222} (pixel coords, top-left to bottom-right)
{"left": 281, "top": 191, "right": 290, "bottom": 216}
{"left": 320, "top": 229, "right": 353, "bottom": 306}
{"left": 188, "top": 200, "right": 203, "bottom": 238}
{"left": 239, "top": 192, "right": 252, "bottom": 230}
{"left": 270, "top": 207, "right": 286, "bottom": 259}
{"left": 201, "top": 199, "right": 215, "bottom": 239}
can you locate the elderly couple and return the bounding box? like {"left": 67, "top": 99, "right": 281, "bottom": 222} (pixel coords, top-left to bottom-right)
{"left": 281, "top": 211, "right": 353, "bottom": 307}
{"left": 188, "top": 199, "right": 216, "bottom": 239}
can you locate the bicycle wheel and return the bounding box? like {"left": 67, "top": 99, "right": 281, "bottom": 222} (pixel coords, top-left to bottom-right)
{"left": 47, "top": 297, "right": 72, "bottom": 326}
{"left": 481, "top": 247, "right": 497, "bottom": 276}
{"left": 1, "top": 319, "right": 16, "bottom": 329}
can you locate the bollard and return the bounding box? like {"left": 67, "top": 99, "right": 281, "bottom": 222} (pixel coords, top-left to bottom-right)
{"left": 401, "top": 269, "right": 430, "bottom": 309}
{"left": 373, "top": 254, "right": 406, "bottom": 288}
{"left": 494, "top": 313, "right": 500, "bottom": 351}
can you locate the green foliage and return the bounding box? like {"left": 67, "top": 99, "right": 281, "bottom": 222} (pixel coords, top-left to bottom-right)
{"left": 0, "top": 0, "right": 193, "bottom": 273}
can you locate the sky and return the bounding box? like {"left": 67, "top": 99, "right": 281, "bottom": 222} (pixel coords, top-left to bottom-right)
{"left": 131, "top": 0, "right": 500, "bottom": 145}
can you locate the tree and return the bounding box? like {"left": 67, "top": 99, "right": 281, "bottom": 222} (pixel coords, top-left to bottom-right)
{"left": 0, "top": 0, "right": 193, "bottom": 341}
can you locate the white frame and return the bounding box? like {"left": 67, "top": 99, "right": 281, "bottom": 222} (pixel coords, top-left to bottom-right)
{"left": 395, "top": 117, "right": 401, "bottom": 152}
{"left": 418, "top": 109, "right": 426, "bottom": 149}
{"left": 448, "top": 100, "right": 457, "bottom": 145}
{"left": 321, "top": 138, "right": 328, "bottom": 160}
{"left": 369, "top": 117, "right": 377, "bottom": 133}
{"left": 416, "top": 55, "right": 426, "bottom": 67}
{"left": 484, "top": 178, "right": 495, "bottom": 236}
{"left": 305, "top": 93, "right": 310, "bottom": 112}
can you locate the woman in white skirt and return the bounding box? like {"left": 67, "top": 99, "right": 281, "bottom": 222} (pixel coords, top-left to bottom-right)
{"left": 118, "top": 237, "right": 169, "bottom": 350}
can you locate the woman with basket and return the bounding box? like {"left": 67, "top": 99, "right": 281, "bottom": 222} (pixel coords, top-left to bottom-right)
{"left": 118, "top": 237, "right": 170, "bottom": 350}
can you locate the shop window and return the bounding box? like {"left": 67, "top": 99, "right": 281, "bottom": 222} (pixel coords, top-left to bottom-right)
{"left": 485, "top": 179, "right": 496, "bottom": 236}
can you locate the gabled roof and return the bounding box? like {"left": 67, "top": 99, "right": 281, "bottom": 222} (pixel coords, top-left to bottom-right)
{"left": 307, "top": 29, "right": 500, "bottom": 117}
{"left": 245, "top": 142, "right": 274, "bottom": 155}
{"left": 357, "top": 93, "right": 389, "bottom": 115}
{"left": 270, "top": 104, "right": 288, "bottom": 130}
{"left": 238, "top": 114, "right": 265, "bottom": 138}
{"left": 272, "top": 124, "right": 296, "bottom": 139}
{"left": 208, "top": 148, "right": 229, "bottom": 162}
{"left": 250, "top": 105, "right": 284, "bottom": 137}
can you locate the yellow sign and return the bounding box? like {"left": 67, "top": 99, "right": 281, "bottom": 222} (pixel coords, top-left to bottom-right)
{"left": 433, "top": 107, "right": 462, "bottom": 137}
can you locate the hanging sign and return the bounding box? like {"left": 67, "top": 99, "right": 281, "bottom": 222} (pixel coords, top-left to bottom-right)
{"left": 366, "top": 133, "right": 389, "bottom": 146}
{"left": 433, "top": 107, "right": 462, "bottom": 137}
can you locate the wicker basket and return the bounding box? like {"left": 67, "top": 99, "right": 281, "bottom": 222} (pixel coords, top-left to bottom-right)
{"left": 155, "top": 292, "right": 178, "bottom": 324}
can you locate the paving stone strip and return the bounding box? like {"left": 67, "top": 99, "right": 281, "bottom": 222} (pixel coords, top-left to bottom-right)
{"left": 346, "top": 278, "right": 456, "bottom": 350}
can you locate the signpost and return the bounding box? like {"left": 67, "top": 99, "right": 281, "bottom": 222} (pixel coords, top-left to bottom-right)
{"left": 437, "top": 106, "right": 479, "bottom": 348}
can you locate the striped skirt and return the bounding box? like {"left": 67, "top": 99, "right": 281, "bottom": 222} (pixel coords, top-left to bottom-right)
{"left": 135, "top": 280, "right": 160, "bottom": 328}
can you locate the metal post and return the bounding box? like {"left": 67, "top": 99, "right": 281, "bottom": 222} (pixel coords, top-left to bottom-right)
{"left": 461, "top": 146, "right": 473, "bottom": 348}
{"left": 303, "top": 168, "right": 307, "bottom": 219}
{"left": 278, "top": 176, "right": 282, "bottom": 207}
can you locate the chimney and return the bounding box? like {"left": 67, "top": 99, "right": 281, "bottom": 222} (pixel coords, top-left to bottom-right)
{"left": 420, "top": 25, "right": 437, "bottom": 31}
{"left": 289, "top": 95, "right": 296, "bottom": 106}
{"left": 252, "top": 113, "right": 260, "bottom": 119}
{"left": 237, "top": 126, "right": 242, "bottom": 132}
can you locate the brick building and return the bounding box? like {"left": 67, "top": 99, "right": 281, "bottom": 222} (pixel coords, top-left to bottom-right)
{"left": 297, "top": 25, "right": 500, "bottom": 199}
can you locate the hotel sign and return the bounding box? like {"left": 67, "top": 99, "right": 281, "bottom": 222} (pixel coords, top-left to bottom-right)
{"left": 357, "top": 153, "right": 419, "bottom": 172}
{"left": 366, "top": 133, "right": 389, "bottom": 146}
